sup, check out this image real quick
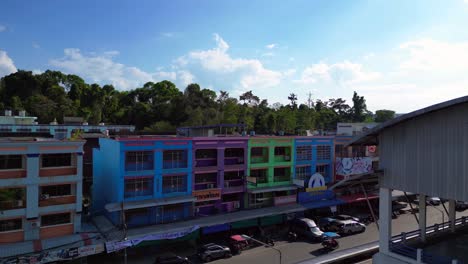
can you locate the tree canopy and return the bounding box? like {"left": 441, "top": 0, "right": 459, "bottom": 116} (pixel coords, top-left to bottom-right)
{"left": 0, "top": 70, "right": 392, "bottom": 134}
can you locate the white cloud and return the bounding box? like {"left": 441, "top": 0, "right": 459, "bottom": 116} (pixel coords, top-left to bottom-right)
{"left": 266, "top": 43, "right": 277, "bottom": 49}
{"left": 261, "top": 52, "right": 274, "bottom": 57}
{"left": 177, "top": 70, "right": 195, "bottom": 86}
{"left": 32, "top": 69, "right": 43, "bottom": 75}
{"left": 50, "top": 49, "right": 193, "bottom": 90}
{"left": 155, "top": 71, "right": 177, "bottom": 80}
{"left": 32, "top": 42, "right": 40, "bottom": 49}
{"left": 161, "top": 32, "right": 176, "bottom": 38}
{"left": 0, "top": 25, "right": 6, "bottom": 32}
{"left": 294, "top": 61, "right": 380, "bottom": 85}
{"left": 0, "top": 50, "right": 17, "bottom": 77}
{"left": 283, "top": 69, "right": 297, "bottom": 77}
{"left": 186, "top": 33, "right": 283, "bottom": 89}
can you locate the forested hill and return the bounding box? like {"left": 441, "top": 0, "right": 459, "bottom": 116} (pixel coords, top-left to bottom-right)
{"left": 0, "top": 70, "right": 395, "bottom": 134}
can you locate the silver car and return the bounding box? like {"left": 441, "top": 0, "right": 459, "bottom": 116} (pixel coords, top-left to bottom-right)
{"left": 336, "top": 220, "right": 366, "bottom": 235}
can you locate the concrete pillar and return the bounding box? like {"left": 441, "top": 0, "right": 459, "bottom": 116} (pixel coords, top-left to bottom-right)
{"left": 449, "top": 199, "right": 456, "bottom": 233}
{"left": 379, "top": 187, "right": 392, "bottom": 254}
{"left": 419, "top": 194, "right": 427, "bottom": 242}
{"left": 25, "top": 154, "right": 40, "bottom": 240}
{"left": 417, "top": 248, "right": 423, "bottom": 263}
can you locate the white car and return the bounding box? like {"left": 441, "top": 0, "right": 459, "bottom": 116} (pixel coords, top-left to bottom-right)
{"left": 336, "top": 220, "right": 366, "bottom": 235}
{"left": 428, "top": 197, "right": 441, "bottom": 206}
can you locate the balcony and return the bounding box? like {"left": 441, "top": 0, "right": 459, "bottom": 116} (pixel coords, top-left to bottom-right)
{"left": 194, "top": 158, "right": 217, "bottom": 172}
{"left": 223, "top": 180, "right": 244, "bottom": 194}
{"left": 0, "top": 169, "right": 26, "bottom": 179}
{"left": 224, "top": 157, "right": 244, "bottom": 170}
{"left": 0, "top": 199, "right": 26, "bottom": 210}
{"left": 124, "top": 189, "right": 153, "bottom": 198}
{"left": 125, "top": 162, "right": 153, "bottom": 172}
{"left": 0, "top": 230, "right": 24, "bottom": 243}
{"left": 274, "top": 147, "right": 292, "bottom": 163}
{"left": 251, "top": 156, "right": 268, "bottom": 164}
{"left": 273, "top": 175, "right": 291, "bottom": 183}
{"left": 39, "top": 195, "right": 76, "bottom": 207}
{"left": 39, "top": 167, "right": 77, "bottom": 177}
{"left": 163, "top": 160, "right": 187, "bottom": 169}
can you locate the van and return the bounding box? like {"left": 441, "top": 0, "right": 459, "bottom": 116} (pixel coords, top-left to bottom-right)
{"left": 291, "top": 218, "right": 324, "bottom": 241}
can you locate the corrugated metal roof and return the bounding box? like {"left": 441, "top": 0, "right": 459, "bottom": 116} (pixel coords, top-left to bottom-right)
{"left": 346, "top": 95, "right": 468, "bottom": 146}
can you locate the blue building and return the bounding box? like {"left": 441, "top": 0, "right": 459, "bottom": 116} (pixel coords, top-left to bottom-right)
{"left": 93, "top": 137, "right": 195, "bottom": 228}
{"left": 294, "top": 136, "right": 334, "bottom": 186}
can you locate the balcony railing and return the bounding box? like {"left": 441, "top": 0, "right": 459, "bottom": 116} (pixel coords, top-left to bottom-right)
{"left": 163, "top": 160, "right": 187, "bottom": 169}
{"left": 273, "top": 175, "right": 291, "bottom": 182}
{"left": 39, "top": 167, "right": 77, "bottom": 177}
{"left": 194, "top": 159, "right": 217, "bottom": 168}
{"left": 0, "top": 169, "right": 26, "bottom": 179}
{"left": 162, "top": 187, "right": 187, "bottom": 194}
{"left": 39, "top": 195, "right": 76, "bottom": 207}
{"left": 0, "top": 200, "right": 26, "bottom": 210}
{"left": 124, "top": 189, "right": 153, "bottom": 198}
{"left": 274, "top": 155, "right": 291, "bottom": 163}
{"left": 224, "top": 157, "right": 244, "bottom": 166}
{"left": 251, "top": 156, "right": 268, "bottom": 164}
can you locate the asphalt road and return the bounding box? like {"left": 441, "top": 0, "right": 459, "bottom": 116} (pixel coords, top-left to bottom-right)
{"left": 89, "top": 202, "right": 468, "bottom": 264}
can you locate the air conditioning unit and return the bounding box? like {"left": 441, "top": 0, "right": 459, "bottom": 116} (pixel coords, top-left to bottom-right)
{"left": 40, "top": 194, "right": 49, "bottom": 200}
{"left": 233, "top": 201, "right": 240, "bottom": 209}
{"left": 207, "top": 184, "right": 215, "bottom": 189}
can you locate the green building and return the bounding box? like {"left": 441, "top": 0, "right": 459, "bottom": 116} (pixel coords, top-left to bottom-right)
{"left": 246, "top": 137, "right": 298, "bottom": 208}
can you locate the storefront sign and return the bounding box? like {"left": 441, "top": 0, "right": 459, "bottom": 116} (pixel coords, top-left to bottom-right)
{"left": 335, "top": 157, "right": 372, "bottom": 176}
{"left": 273, "top": 195, "right": 296, "bottom": 206}
{"left": 193, "top": 189, "right": 221, "bottom": 202}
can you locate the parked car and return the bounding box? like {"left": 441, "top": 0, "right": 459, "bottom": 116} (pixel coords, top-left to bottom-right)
{"left": 228, "top": 235, "right": 249, "bottom": 254}
{"left": 198, "top": 243, "right": 231, "bottom": 262}
{"left": 291, "top": 218, "right": 324, "bottom": 241}
{"left": 428, "top": 197, "right": 441, "bottom": 206}
{"left": 335, "top": 220, "right": 366, "bottom": 235}
{"left": 334, "top": 214, "right": 360, "bottom": 222}
{"left": 392, "top": 201, "right": 407, "bottom": 212}
{"left": 456, "top": 201, "right": 468, "bottom": 211}
{"left": 318, "top": 217, "right": 338, "bottom": 231}
{"left": 154, "top": 254, "right": 190, "bottom": 264}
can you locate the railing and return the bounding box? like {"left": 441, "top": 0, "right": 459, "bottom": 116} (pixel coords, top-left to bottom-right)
{"left": 224, "top": 157, "right": 244, "bottom": 165}
{"left": 0, "top": 200, "right": 26, "bottom": 210}
{"left": 195, "top": 159, "right": 217, "bottom": 168}
{"left": 273, "top": 175, "right": 291, "bottom": 182}
{"left": 389, "top": 216, "right": 468, "bottom": 264}
{"left": 124, "top": 190, "right": 153, "bottom": 198}
{"left": 274, "top": 155, "right": 291, "bottom": 163}
{"left": 125, "top": 162, "right": 153, "bottom": 172}
{"left": 162, "top": 187, "right": 187, "bottom": 194}
{"left": 251, "top": 156, "right": 268, "bottom": 164}
{"left": 162, "top": 160, "right": 187, "bottom": 169}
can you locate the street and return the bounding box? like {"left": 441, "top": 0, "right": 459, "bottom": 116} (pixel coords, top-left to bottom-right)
{"left": 88, "top": 202, "right": 468, "bottom": 264}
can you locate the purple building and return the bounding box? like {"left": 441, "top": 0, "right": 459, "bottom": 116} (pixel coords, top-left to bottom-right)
{"left": 192, "top": 137, "right": 248, "bottom": 216}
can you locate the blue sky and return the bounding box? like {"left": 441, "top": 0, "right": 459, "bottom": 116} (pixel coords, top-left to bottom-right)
{"left": 1, "top": 0, "right": 468, "bottom": 112}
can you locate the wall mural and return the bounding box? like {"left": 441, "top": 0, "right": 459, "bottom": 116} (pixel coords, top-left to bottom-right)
{"left": 335, "top": 157, "right": 373, "bottom": 176}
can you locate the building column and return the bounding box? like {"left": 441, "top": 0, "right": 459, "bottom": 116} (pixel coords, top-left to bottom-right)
{"left": 379, "top": 187, "right": 392, "bottom": 255}
{"left": 449, "top": 199, "right": 456, "bottom": 233}
{"left": 419, "top": 194, "right": 427, "bottom": 242}
{"left": 25, "top": 154, "right": 40, "bottom": 240}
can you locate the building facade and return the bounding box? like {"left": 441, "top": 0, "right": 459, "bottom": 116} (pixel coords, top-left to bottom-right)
{"left": 0, "top": 138, "right": 84, "bottom": 243}
{"left": 246, "top": 137, "right": 297, "bottom": 209}
{"left": 93, "top": 137, "right": 194, "bottom": 228}
{"left": 192, "top": 137, "right": 248, "bottom": 216}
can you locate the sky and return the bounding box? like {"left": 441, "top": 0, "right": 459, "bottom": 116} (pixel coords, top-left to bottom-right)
{"left": 1, "top": 0, "right": 468, "bottom": 113}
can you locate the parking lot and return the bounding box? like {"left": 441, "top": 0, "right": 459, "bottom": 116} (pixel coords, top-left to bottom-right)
{"left": 88, "top": 201, "right": 468, "bottom": 264}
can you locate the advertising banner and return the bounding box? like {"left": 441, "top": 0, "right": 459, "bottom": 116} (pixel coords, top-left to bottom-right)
{"left": 335, "top": 157, "right": 373, "bottom": 177}
{"left": 193, "top": 189, "right": 221, "bottom": 202}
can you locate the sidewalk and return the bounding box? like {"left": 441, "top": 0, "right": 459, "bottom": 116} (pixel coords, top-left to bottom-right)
{"left": 0, "top": 222, "right": 104, "bottom": 258}
{"left": 95, "top": 203, "right": 307, "bottom": 242}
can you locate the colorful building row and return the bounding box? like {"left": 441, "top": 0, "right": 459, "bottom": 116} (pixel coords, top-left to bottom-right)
{"left": 92, "top": 136, "right": 336, "bottom": 228}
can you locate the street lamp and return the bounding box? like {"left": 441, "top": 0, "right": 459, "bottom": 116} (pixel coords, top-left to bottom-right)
{"left": 241, "top": 234, "right": 282, "bottom": 264}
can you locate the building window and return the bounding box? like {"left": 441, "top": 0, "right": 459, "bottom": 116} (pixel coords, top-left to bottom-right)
{"left": 0, "top": 219, "right": 22, "bottom": 232}
{"left": 296, "top": 146, "right": 312, "bottom": 161}
{"left": 0, "top": 155, "right": 23, "bottom": 170}
{"left": 274, "top": 147, "right": 286, "bottom": 156}
{"left": 195, "top": 149, "right": 217, "bottom": 159}
{"left": 0, "top": 188, "right": 26, "bottom": 210}
{"left": 163, "top": 150, "right": 187, "bottom": 169}
{"left": 316, "top": 164, "right": 330, "bottom": 179}
{"left": 42, "top": 154, "right": 72, "bottom": 168}
{"left": 162, "top": 175, "right": 187, "bottom": 194}
{"left": 124, "top": 178, "right": 153, "bottom": 198}
{"left": 251, "top": 147, "right": 266, "bottom": 157}
{"left": 40, "top": 184, "right": 71, "bottom": 198}
{"left": 296, "top": 166, "right": 311, "bottom": 181}
{"left": 317, "top": 146, "right": 331, "bottom": 160}
{"left": 274, "top": 167, "right": 290, "bottom": 182}
{"left": 125, "top": 151, "right": 154, "bottom": 171}
{"left": 250, "top": 169, "right": 267, "bottom": 183}
{"left": 41, "top": 213, "right": 71, "bottom": 227}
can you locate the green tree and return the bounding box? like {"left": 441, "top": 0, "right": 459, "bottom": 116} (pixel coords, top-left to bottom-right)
{"left": 375, "top": 109, "right": 395, "bottom": 123}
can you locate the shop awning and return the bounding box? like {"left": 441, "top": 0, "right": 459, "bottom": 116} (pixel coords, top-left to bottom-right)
{"left": 247, "top": 185, "right": 297, "bottom": 194}
{"left": 202, "top": 223, "right": 230, "bottom": 235}
{"left": 301, "top": 199, "right": 344, "bottom": 209}
{"left": 259, "top": 215, "right": 284, "bottom": 226}
{"left": 231, "top": 219, "right": 259, "bottom": 229}
{"left": 105, "top": 195, "right": 196, "bottom": 212}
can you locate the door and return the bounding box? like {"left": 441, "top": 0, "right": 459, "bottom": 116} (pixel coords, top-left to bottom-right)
{"left": 155, "top": 206, "right": 164, "bottom": 224}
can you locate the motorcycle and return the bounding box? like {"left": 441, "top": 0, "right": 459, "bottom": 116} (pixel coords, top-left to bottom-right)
{"left": 287, "top": 231, "right": 297, "bottom": 242}
{"left": 321, "top": 238, "right": 339, "bottom": 251}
